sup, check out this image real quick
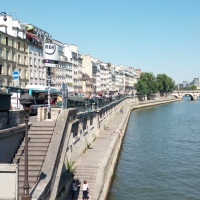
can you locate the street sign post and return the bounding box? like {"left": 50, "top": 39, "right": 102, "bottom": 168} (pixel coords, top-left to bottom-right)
{"left": 12, "top": 71, "right": 20, "bottom": 80}
{"left": 12, "top": 71, "right": 20, "bottom": 87}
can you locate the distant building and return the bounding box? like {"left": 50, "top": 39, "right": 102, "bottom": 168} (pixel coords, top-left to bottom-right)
{"left": 178, "top": 79, "right": 200, "bottom": 89}
{"left": 0, "top": 15, "right": 29, "bottom": 88}
{"left": 20, "top": 23, "right": 51, "bottom": 86}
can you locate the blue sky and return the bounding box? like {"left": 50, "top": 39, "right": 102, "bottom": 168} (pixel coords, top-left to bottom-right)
{"left": 1, "top": 0, "right": 200, "bottom": 84}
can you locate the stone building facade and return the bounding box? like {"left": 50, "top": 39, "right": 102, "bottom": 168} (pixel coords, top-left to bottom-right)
{"left": 0, "top": 16, "right": 29, "bottom": 88}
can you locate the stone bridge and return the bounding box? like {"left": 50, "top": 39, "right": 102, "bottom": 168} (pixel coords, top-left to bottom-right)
{"left": 171, "top": 90, "right": 200, "bottom": 101}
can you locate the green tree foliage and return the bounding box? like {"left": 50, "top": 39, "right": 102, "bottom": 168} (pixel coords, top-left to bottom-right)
{"left": 156, "top": 74, "right": 175, "bottom": 96}
{"left": 134, "top": 72, "right": 157, "bottom": 100}
{"left": 179, "top": 85, "right": 197, "bottom": 90}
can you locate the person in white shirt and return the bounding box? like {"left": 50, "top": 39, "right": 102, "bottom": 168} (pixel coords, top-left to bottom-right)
{"left": 114, "top": 127, "right": 122, "bottom": 137}
{"left": 82, "top": 180, "right": 89, "bottom": 200}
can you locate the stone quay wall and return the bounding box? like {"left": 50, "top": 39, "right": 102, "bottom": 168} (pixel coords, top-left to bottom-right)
{"left": 31, "top": 97, "right": 128, "bottom": 200}
{"left": 96, "top": 98, "right": 180, "bottom": 200}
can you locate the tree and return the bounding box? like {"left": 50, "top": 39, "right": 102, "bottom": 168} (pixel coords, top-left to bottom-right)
{"left": 134, "top": 72, "right": 157, "bottom": 100}
{"left": 156, "top": 74, "right": 175, "bottom": 96}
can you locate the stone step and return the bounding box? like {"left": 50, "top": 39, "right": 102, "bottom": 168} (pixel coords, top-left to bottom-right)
{"left": 19, "top": 146, "right": 48, "bottom": 151}
{"left": 18, "top": 175, "right": 38, "bottom": 182}
{"left": 29, "top": 134, "right": 52, "bottom": 139}
{"left": 31, "top": 121, "right": 56, "bottom": 127}
{"left": 21, "top": 142, "right": 49, "bottom": 147}
{"left": 19, "top": 165, "right": 41, "bottom": 171}
{"left": 15, "top": 151, "right": 46, "bottom": 157}
{"left": 13, "top": 155, "right": 45, "bottom": 162}
{"left": 19, "top": 170, "right": 40, "bottom": 177}
{"left": 76, "top": 165, "right": 98, "bottom": 169}
{"left": 29, "top": 126, "right": 54, "bottom": 132}
{"left": 29, "top": 138, "right": 51, "bottom": 143}
{"left": 28, "top": 130, "right": 53, "bottom": 134}
{"left": 18, "top": 160, "right": 43, "bottom": 166}
{"left": 75, "top": 170, "right": 97, "bottom": 173}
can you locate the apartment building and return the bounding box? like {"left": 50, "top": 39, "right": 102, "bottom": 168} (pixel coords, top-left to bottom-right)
{"left": 20, "top": 23, "right": 51, "bottom": 86}
{"left": 0, "top": 16, "right": 29, "bottom": 87}
{"left": 81, "top": 54, "right": 93, "bottom": 95}
{"left": 69, "top": 45, "right": 82, "bottom": 94}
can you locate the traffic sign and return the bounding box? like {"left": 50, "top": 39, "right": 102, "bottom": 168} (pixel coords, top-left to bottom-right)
{"left": 12, "top": 71, "right": 20, "bottom": 80}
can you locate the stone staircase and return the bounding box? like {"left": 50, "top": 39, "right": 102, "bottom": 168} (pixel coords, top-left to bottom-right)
{"left": 71, "top": 166, "right": 97, "bottom": 200}
{"left": 12, "top": 121, "right": 55, "bottom": 200}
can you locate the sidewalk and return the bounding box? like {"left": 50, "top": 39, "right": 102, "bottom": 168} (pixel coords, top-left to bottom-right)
{"left": 66, "top": 101, "right": 131, "bottom": 200}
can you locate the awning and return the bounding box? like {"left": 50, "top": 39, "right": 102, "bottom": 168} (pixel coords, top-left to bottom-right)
{"left": 26, "top": 32, "right": 38, "bottom": 40}
{"left": 68, "top": 96, "right": 85, "bottom": 101}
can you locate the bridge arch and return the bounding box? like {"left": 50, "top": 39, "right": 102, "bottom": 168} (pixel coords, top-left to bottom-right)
{"left": 170, "top": 90, "right": 200, "bottom": 101}
{"left": 181, "top": 94, "right": 197, "bottom": 101}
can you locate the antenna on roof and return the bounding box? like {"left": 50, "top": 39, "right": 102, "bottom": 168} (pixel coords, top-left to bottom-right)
{"left": 15, "top": 8, "right": 18, "bottom": 20}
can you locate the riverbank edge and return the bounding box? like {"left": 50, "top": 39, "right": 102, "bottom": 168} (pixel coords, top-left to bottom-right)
{"left": 96, "top": 98, "right": 181, "bottom": 200}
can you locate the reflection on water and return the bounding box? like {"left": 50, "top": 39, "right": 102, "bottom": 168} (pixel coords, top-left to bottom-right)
{"left": 108, "top": 97, "right": 200, "bottom": 200}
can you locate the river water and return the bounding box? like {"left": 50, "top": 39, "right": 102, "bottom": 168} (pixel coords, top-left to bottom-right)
{"left": 108, "top": 97, "right": 200, "bottom": 200}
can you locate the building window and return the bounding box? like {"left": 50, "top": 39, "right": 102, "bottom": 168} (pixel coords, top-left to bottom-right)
{"left": 19, "top": 68, "right": 21, "bottom": 78}
{"left": 34, "top": 58, "right": 36, "bottom": 66}
{"left": 30, "top": 70, "right": 33, "bottom": 78}
{"left": 38, "top": 59, "right": 40, "bottom": 67}
{"left": 7, "top": 65, "right": 10, "bottom": 75}
{"left": 35, "top": 70, "right": 37, "bottom": 78}
{"left": 7, "top": 81, "right": 10, "bottom": 86}
{"left": 18, "top": 42, "right": 20, "bottom": 50}
{"left": 0, "top": 48, "right": 2, "bottom": 58}
{"left": 0, "top": 65, "right": 2, "bottom": 74}
{"left": 39, "top": 71, "right": 41, "bottom": 79}
{"left": 24, "top": 44, "right": 26, "bottom": 52}
{"left": 12, "top": 52, "right": 15, "bottom": 61}
{"left": 12, "top": 39, "right": 14, "bottom": 47}
{"left": 6, "top": 50, "right": 9, "bottom": 60}
{"left": 42, "top": 71, "right": 44, "bottom": 79}
{"left": 0, "top": 80, "right": 2, "bottom": 86}
{"left": 24, "top": 69, "right": 27, "bottom": 79}
{"left": 6, "top": 37, "right": 8, "bottom": 45}
{"left": 12, "top": 66, "right": 15, "bottom": 72}
{"left": 19, "top": 83, "right": 22, "bottom": 88}
{"left": 29, "top": 57, "right": 32, "bottom": 66}
{"left": 0, "top": 35, "right": 1, "bottom": 44}
{"left": 18, "top": 55, "right": 21, "bottom": 64}
{"left": 24, "top": 56, "right": 26, "bottom": 65}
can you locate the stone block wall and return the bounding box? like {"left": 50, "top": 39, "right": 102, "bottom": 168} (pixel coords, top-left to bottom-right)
{"left": 0, "top": 110, "right": 24, "bottom": 130}
{"left": 0, "top": 124, "right": 28, "bottom": 163}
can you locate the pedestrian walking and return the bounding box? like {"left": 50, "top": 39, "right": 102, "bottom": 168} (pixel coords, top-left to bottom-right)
{"left": 82, "top": 180, "right": 89, "bottom": 200}
{"left": 72, "top": 179, "right": 80, "bottom": 199}
{"left": 114, "top": 127, "right": 122, "bottom": 137}
{"left": 120, "top": 108, "right": 123, "bottom": 114}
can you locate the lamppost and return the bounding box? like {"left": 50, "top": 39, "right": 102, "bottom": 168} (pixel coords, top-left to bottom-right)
{"left": 47, "top": 67, "right": 51, "bottom": 119}
{"left": 0, "top": 12, "right": 7, "bottom": 21}
{"left": 19, "top": 89, "right": 34, "bottom": 200}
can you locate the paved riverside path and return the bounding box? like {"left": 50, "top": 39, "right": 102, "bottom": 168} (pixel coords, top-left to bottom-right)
{"left": 66, "top": 101, "right": 132, "bottom": 200}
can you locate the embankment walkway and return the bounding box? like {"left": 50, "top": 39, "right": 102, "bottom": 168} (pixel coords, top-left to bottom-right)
{"left": 66, "top": 98, "right": 179, "bottom": 200}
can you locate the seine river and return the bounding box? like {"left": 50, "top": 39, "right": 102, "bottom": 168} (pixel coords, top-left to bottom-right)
{"left": 108, "top": 97, "right": 200, "bottom": 200}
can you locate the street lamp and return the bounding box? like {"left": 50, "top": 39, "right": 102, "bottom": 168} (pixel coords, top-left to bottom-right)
{"left": 0, "top": 12, "right": 7, "bottom": 21}
{"left": 19, "top": 89, "right": 34, "bottom": 200}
